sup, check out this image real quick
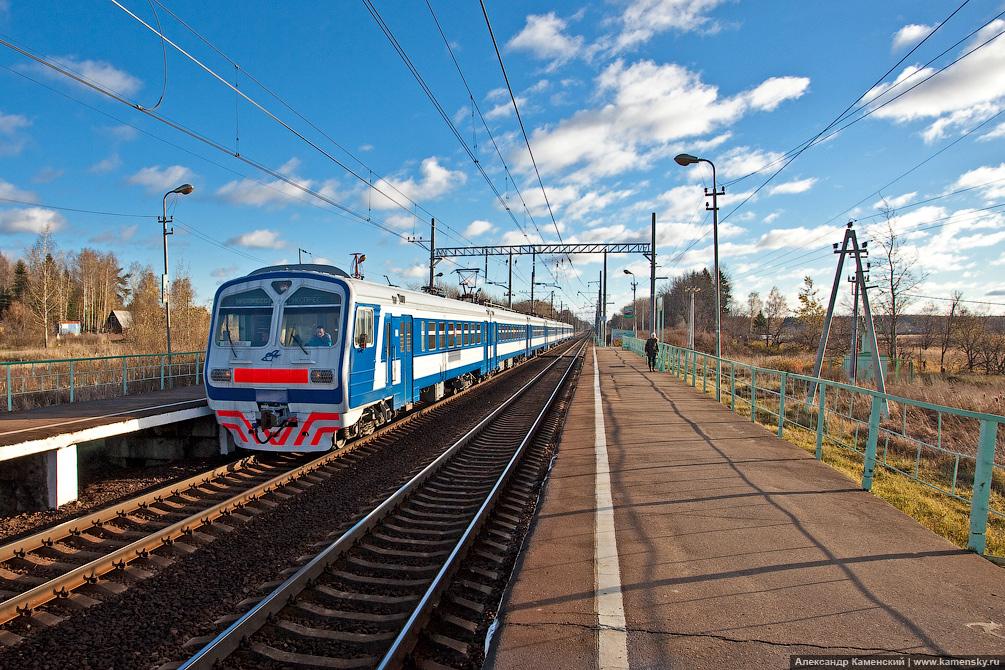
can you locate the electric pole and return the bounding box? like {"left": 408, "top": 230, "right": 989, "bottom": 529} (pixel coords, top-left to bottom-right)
{"left": 428, "top": 218, "right": 437, "bottom": 292}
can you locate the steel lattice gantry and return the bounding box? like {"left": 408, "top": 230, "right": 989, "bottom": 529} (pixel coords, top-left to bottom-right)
{"left": 434, "top": 243, "right": 651, "bottom": 257}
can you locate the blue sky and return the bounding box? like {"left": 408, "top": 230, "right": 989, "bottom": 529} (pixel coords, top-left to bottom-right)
{"left": 1, "top": 0, "right": 1005, "bottom": 321}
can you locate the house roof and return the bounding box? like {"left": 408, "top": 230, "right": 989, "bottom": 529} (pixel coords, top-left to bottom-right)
{"left": 109, "top": 310, "right": 133, "bottom": 328}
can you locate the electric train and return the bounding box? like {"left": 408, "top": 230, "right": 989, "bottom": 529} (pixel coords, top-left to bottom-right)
{"left": 205, "top": 264, "right": 575, "bottom": 452}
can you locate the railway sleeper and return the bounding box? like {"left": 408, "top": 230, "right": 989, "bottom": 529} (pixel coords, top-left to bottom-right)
{"left": 274, "top": 618, "right": 395, "bottom": 644}
{"left": 293, "top": 600, "right": 409, "bottom": 624}
{"left": 250, "top": 641, "right": 376, "bottom": 670}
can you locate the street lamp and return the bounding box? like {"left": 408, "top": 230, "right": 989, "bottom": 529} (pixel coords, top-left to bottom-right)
{"left": 675, "top": 152, "right": 724, "bottom": 400}
{"left": 160, "top": 183, "right": 194, "bottom": 369}
{"left": 623, "top": 269, "right": 638, "bottom": 336}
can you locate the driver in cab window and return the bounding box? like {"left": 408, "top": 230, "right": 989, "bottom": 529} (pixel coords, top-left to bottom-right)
{"left": 307, "top": 325, "right": 333, "bottom": 347}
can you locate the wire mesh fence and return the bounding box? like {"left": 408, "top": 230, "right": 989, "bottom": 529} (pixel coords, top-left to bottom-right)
{"left": 0, "top": 351, "right": 204, "bottom": 413}
{"left": 625, "top": 337, "right": 1005, "bottom": 556}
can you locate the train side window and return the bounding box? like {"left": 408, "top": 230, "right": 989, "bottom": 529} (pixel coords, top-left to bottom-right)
{"left": 419, "top": 320, "right": 425, "bottom": 352}
{"left": 400, "top": 322, "right": 406, "bottom": 352}
{"left": 447, "top": 323, "right": 455, "bottom": 348}
{"left": 439, "top": 321, "right": 446, "bottom": 349}
{"left": 428, "top": 322, "right": 436, "bottom": 350}
{"left": 462, "top": 323, "right": 468, "bottom": 346}
{"left": 384, "top": 319, "right": 391, "bottom": 359}
{"left": 354, "top": 308, "right": 374, "bottom": 349}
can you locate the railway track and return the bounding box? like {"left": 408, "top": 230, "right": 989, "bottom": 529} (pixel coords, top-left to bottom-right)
{"left": 0, "top": 341, "right": 579, "bottom": 645}
{"left": 178, "top": 340, "right": 586, "bottom": 670}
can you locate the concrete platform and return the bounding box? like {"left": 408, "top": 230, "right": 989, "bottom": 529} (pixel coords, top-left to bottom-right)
{"left": 0, "top": 386, "right": 210, "bottom": 509}
{"left": 486, "top": 347, "right": 1005, "bottom": 670}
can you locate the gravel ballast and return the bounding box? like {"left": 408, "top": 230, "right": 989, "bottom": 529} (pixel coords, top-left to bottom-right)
{"left": 0, "top": 358, "right": 555, "bottom": 670}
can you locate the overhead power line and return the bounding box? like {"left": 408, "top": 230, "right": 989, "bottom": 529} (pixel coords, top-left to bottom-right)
{"left": 477, "top": 0, "right": 582, "bottom": 286}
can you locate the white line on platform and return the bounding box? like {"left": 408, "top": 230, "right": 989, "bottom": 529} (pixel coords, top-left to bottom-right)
{"left": 0, "top": 398, "right": 205, "bottom": 437}
{"left": 593, "top": 347, "right": 629, "bottom": 669}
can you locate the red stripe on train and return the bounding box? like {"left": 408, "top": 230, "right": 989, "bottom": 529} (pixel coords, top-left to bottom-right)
{"left": 232, "top": 368, "right": 309, "bottom": 384}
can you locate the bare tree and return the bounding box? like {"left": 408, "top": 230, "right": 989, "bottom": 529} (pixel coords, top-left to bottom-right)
{"left": 22, "top": 229, "right": 61, "bottom": 348}
{"left": 939, "top": 291, "right": 962, "bottom": 375}
{"left": 873, "top": 201, "right": 928, "bottom": 362}
{"left": 765, "top": 286, "right": 788, "bottom": 348}
{"left": 746, "top": 291, "right": 762, "bottom": 336}
{"left": 954, "top": 307, "right": 985, "bottom": 373}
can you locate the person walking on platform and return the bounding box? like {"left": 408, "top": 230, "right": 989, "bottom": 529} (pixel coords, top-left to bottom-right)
{"left": 645, "top": 332, "right": 659, "bottom": 372}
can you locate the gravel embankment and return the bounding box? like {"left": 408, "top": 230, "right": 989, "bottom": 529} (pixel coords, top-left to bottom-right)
{"left": 0, "top": 457, "right": 239, "bottom": 545}
{"left": 0, "top": 359, "right": 552, "bottom": 670}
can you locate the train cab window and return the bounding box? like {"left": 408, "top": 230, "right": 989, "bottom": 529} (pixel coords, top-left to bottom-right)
{"left": 216, "top": 289, "right": 273, "bottom": 348}
{"left": 280, "top": 287, "right": 342, "bottom": 348}
{"left": 354, "top": 307, "right": 374, "bottom": 349}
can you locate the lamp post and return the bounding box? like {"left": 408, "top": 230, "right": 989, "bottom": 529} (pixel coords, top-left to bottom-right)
{"left": 675, "top": 152, "right": 724, "bottom": 400}
{"left": 684, "top": 286, "right": 701, "bottom": 349}
{"left": 159, "top": 183, "right": 194, "bottom": 370}
{"left": 623, "top": 269, "right": 638, "bottom": 336}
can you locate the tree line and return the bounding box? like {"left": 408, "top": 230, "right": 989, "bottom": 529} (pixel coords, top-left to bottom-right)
{"left": 0, "top": 229, "right": 209, "bottom": 352}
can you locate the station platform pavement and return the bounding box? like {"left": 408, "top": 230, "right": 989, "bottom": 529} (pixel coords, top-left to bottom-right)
{"left": 485, "top": 346, "right": 1005, "bottom": 670}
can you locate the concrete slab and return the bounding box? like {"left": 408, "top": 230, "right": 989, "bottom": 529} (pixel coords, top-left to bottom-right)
{"left": 0, "top": 385, "right": 208, "bottom": 462}
{"left": 488, "top": 346, "right": 1005, "bottom": 670}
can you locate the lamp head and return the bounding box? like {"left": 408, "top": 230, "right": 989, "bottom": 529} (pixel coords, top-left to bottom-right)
{"left": 623, "top": 269, "right": 632, "bottom": 275}
{"left": 674, "top": 153, "right": 700, "bottom": 166}
{"left": 171, "top": 183, "right": 195, "bottom": 195}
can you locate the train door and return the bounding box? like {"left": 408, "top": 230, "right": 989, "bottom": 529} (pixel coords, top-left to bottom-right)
{"left": 482, "top": 320, "right": 491, "bottom": 373}
{"left": 391, "top": 315, "right": 413, "bottom": 405}
{"left": 349, "top": 304, "right": 378, "bottom": 407}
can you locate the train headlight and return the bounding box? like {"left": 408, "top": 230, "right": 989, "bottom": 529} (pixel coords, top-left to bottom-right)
{"left": 310, "top": 369, "right": 334, "bottom": 384}
{"left": 210, "top": 368, "right": 232, "bottom": 382}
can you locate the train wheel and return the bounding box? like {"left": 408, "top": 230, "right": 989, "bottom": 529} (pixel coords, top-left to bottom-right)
{"left": 334, "top": 430, "right": 347, "bottom": 449}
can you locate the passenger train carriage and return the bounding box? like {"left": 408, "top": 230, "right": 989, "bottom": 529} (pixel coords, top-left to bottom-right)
{"left": 206, "top": 264, "right": 574, "bottom": 452}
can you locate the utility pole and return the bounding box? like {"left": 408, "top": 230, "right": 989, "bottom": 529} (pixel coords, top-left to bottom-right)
{"left": 597, "top": 272, "right": 603, "bottom": 345}
{"left": 602, "top": 251, "right": 608, "bottom": 347}
{"left": 507, "top": 251, "right": 513, "bottom": 309}
{"left": 530, "top": 251, "right": 537, "bottom": 314}
{"left": 706, "top": 181, "right": 724, "bottom": 401}
{"left": 159, "top": 183, "right": 193, "bottom": 370}
{"left": 685, "top": 286, "right": 701, "bottom": 349}
{"left": 650, "top": 212, "right": 657, "bottom": 337}
{"left": 549, "top": 290, "right": 555, "bottom": 318}
{"left": 483, "top": 251, "right": 488, "bottom": 292}
{"left": 428, "top": 218, "right": 437, "bottom": 292}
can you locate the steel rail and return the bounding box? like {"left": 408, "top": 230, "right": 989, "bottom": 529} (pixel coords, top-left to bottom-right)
{"left": 179, "top": 337, "right": 586, "bottom": 669}
{"left": 378, "top": 339, "right": 586, "bottom": 668}
{"left": 0, "top": 454, "right": 268, "bottom": 563}
{"left": 0, "top": 341, "right": 576, "bottom": 627}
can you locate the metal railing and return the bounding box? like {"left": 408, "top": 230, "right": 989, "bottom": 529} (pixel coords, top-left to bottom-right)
{"left": 623, "top": 337, "right": 1005, "bottom": 556}
{"left": 0, "top": 351, "right": 204, "bottom": 413}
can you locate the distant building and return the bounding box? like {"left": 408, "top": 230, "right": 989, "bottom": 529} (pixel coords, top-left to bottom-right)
{"left": 58, "top": 321, "right": 81, "bottom": 337}
{"left": 105, "top": 310, "right": 133, "bottom": 334}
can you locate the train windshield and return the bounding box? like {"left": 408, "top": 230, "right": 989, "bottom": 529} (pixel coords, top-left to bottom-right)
{"left": 215, "top": 288, "right": 273, "bottom": 347}
{"left": 280, "top": 287, "right": 342, "bottom": 348}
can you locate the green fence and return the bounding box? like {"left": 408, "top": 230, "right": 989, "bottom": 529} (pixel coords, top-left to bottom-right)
{"left": 0, "top": 351, "right": 204, "bottom": 413}
{"left": 623, "top": 337, "right": 1005, "bottom": 556}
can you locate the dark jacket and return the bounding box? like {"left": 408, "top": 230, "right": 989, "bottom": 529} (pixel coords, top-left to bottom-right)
{"left": 645, "top": 337, "right": 658, "bottom": 356}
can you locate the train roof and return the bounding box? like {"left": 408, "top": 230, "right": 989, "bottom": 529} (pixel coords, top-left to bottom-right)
{"left": 249, "top": 264, "right": 350, "bottom": 277}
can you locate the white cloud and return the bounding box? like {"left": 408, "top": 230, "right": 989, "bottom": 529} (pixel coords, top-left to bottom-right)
{"left": 566, "top": 188, "right": 634, "bottom": 220}
{"left": 873, "top": 192, "right": 917, "bottom": 209}
{"left": 0, "top": 111, "right": 30, "bottom": 155}
{"left": 403, "top": 264, "right": 428, "bottom": 279}
{"left": 865, "top": 21, "right": 1005, "bottom": 141}
{"left": 36, "top": 55, "right": 142, "bottom": 96}
{"left": 211, "top": 266, "right": 239, "bottom": 279}
{"left": 369, "top": 157, "right": 466, "bottom": 210}
{"left": 227, "top": 229, "right": 286, "bottom": 249}
{"left": 0, "top": 207, "right": 65, "bottom": 234}
{"left": 769, "top": 177, "right": 817, "bottom": 195}
{"left": 979, "top": 121, "right": 1005, "bottom": 142}
{"left": 128, "top": 165, "right": 195, "bottom": 193}
{"left": 102, "top": 124, "right": 138, "bottom": 142}
{"left": 892, "top": 24, "right": 933, "bottom": 51}
{"left": 89, "top": 154, "right": 121, "bottom": 174}
{"left": 952, "top": 163, "right": 1005, "bottom": 202}
{"left": 614, "top": 0, "right": 727, "bottom": 51}
{"left": 719, "top": 146, "right": 785, "bottom": 179}
{"left": 743, "top": 77, "right": 811, "bottom": 111}
{"left": 465, "top": 219, "right": 494, "bottom": 237}
{"left": 0, "top": 179, "right": 37, "bottom": 203}
{"left": 507, "top": 13, "right": 583, "bottom": 66}
{"left": 485, "top": 97, "right": 525, "bottom": 120}
{"left": 519, "top": 61, "right": 807, "bottom": 181}
{"left": 763, "top": 211, "right": 781, "bottom": 224}
{"left": 216, "top": 158, "right": 330, "bottom": 208}
{"left": 89, "top": 224, "right": 138, "bottom": 244}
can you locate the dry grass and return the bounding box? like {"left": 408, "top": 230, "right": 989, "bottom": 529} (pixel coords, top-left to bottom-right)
{"left": 650, "top": 348, "right": 1005, "bottom": 558}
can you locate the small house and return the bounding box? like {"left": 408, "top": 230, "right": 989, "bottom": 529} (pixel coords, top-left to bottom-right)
{"left": 105, "top": 310, "right": 133, "bottom": 335}
{"left": 58, "top": 321, "right": 81, "bottom": 337}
